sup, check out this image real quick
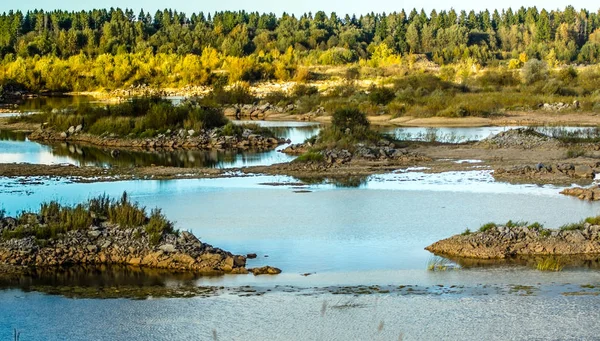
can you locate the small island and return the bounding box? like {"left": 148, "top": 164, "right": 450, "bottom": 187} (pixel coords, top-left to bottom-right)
{"left": 426, "top": 218, "right": 600, "bottom": 259}
{"left": 0, "top": 193, "right": 281, "bottom": 276}
{"left": 17, "top": 97, "right": 288, "bottom": 151}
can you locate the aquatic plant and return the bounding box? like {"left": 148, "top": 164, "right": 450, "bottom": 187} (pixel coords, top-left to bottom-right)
{"left": 536, "top": 258, "right": 564, "bottom": 272}
{"left": 427, "top": 256, "right": 457, "bottom": 271}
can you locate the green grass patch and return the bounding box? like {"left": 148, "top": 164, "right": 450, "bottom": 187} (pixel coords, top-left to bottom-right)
{"left": 479, "top": 222, "right": 497, "bottom": 233}
{"left": 295, "top": 151, "right": 324, "bottom": 163}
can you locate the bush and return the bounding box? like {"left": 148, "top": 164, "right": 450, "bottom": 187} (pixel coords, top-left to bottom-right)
{"left": 292, "top": 84, "right": 319, "bottom": 97}
{"left": 560, "top": 221, "right": 585, "bottom": 231}
{"left": 585, "top": 216, "right": 600, "bottom": 225}
{"left": 368, "top": 86, "right": 396, "bottom": 105}
{"left": 331, "top": 108, "right": 370, "bottom": 132}
{"left": 145, "top": 208, "right": 175, "bottom": 246}
{"left": 521, "top": 59, "right": 549, "bottom": 84}
{"left": 479, "top": 222, "right": 497, "bottom": 232}
{"left": 295, "top": 151, "right": 324, "bottom": 163}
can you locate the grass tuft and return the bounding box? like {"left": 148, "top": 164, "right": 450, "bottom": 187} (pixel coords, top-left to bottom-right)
{"left": 536, "top": 258, "right": 564, "bottom": 272}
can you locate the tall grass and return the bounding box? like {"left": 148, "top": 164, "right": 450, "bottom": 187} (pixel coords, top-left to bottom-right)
{"left": 536, "top": 258, "right": 564, "bottom": 272}
{"left": 427, "top": 256, "right": 457, "bottom": 271}
{"left": 1, "top": 192, "right": 177, "bottom": 243}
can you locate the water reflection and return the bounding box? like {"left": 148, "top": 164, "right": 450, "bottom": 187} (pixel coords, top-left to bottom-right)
{"left": 0, "top": 124, "right": 320, "bottom": 168}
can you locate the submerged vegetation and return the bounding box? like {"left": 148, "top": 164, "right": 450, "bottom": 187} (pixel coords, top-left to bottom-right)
{"left": 427, "top": 256, "right": 457, "bottom": 271}
{"left": 1, "top": 192, "right": 176, "bottom": 245}
{"left": 536, "top": 258, "right": 564, "bottom": 272}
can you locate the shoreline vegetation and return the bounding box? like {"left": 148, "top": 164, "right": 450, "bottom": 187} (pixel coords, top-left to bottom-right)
{"left": 0, "top": 193, "right": 281, "bottom": 277}
{"left": 8, "top": 97, "right": 289, "bottom": 150}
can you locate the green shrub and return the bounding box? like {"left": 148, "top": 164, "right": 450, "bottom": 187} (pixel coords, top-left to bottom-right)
{"left": 585, "top": 216, "right": 600, "bottom": 225}
{"left": 220, "top": 122, "right": 242, "bottom": 136}
{"left": 295, "top": 151, "right": 324, "bottom": 163}
{"left": 521, "top": 59, "right": 549, "bottom": 84}
{"left": 331, "top": 108, "right": 370, "bottom": 132}
{"left": 292, "top": 84, "right": 319, "bottom": 97}
{"left": 461, "top": 228, "right": 472, "bottom": 236}
{"left": 527, "top": 222, "right": 544, "bottom": 230}
{"left": 145, "top": 208, "right": 175, "bottom": 246}
{"left": 560, "top": 221, "right": 585, "bottom": 231}
{"left": 479, "top": 222, "right": 497, "bottom": 232}
{"left": 566, "top": 147, "right": 586, "bottom": 158}
{"left": 368, "top": 86, "right": 396, "bottom": 105}
{"left": 506, "top": 220, "right": 528, "bottom": 228}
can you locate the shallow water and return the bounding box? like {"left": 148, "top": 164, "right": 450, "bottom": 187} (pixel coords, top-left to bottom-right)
{"left": 378, "top": 125, "right": 597, "bottom": 143}
{"left": 2, "top": 168, "right": 600, "bottom": 338}
{"left": 0, "top": 122, "right": 319, "bottom": 168}
{"left": 0, "top": 171, "right": 596, "bottom": 277}
{"left": 2, "top": 284, "right": 600, "bottom": 341}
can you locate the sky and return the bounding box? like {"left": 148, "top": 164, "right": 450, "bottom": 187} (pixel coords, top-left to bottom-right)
{"left": 1, "top": 0, "right": 598, "bottom": 15}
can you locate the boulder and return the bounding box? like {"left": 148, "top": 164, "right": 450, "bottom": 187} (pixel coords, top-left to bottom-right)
{"left": 249, "top": 266, "right": 282, "bottom": 275}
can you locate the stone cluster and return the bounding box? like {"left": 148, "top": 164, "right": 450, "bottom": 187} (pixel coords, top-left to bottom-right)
{"left": 495, "top": 162, "right": 598, "bottom": 180}
{"left": 476, "top": 128, "right": 562, "bottom": 149}
{"left": 29, "top": 127, "right": 288, "bottom": 151}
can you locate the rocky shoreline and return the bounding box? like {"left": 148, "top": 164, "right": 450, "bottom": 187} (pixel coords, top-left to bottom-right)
{"left": 0, "top": 216, "right": 280, "bottom": 276}
{"left": 426, "top": 224, "right": 600, "bottom": 259}
{"left": 29, "top": 127, "right": 289, "bottom": 151}
{"left": 561, "top": 186, "right": 600, "bottom": 201}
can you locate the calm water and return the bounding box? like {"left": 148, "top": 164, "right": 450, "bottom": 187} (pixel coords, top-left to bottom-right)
{"left": 378, "top": 125, "right": 599, "bottom": 143}
{"left": 0, "top": 171, "right": 597, "bottom": 276}
{"left": 2, "top": 170, "right": 600, "bottom": 339}
{"left": 0, "top": 122, "right": 319, "bottom": 168}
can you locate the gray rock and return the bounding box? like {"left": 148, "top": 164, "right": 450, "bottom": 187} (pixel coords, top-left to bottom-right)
{"left": 159, "top": 244, "right": 176, "bottom": 253}
{"left": 88, "top": 231, "right": 101, "bottom": 239}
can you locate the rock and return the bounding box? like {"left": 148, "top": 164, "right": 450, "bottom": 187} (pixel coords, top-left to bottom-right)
{"left": 60, "top": 132, "right": 68, "bottom": 138}
{"left": 88, "top": 231, "right": 101, "bottom": 239}
{"left": 75, "top": 124, "right": 83, "bottom": 133}
{"left": 68, "top": 126, "right": 76, "bottom": 134}
{"left": 86, "top": 245, "right": 98, "bottom": 253}
{"left": 247, "top": 253, "right": 257, "bottom": 259}
{"left": 249, "top": 266, "right": 282, "bottom": 275}
{"left": 187, "top": 130, "right": 195, "bottom": 137}
{"left": 158, "top": 244, "right": 176, "bottom": 253}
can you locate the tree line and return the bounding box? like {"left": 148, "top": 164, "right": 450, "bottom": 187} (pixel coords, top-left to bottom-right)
{"left": 1, "top": 6, "right": 600, "bottom": 63}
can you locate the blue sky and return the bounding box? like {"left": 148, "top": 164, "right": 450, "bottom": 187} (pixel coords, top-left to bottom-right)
{"left": 2, "top": 0, "right": 598, "bottom": 15}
